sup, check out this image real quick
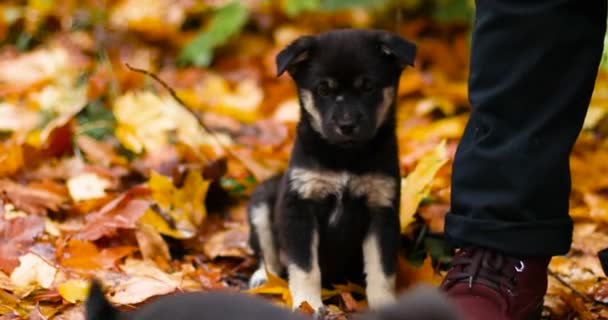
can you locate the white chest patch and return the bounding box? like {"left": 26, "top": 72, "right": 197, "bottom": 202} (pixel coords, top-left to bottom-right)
{"left": 289, "top": 168, "right": 396, "bottom": 208}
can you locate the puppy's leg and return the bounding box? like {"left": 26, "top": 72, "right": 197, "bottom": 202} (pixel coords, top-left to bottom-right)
{"left": 248, "top": 177, "right": 283, "bottom": 288}
{"left": 282, "top": 197, "right": 323, "bottom": 312}
{"left": 363, "top": 208, "right": 400, "bottom": 309}
{"left": 249, "top": 203, "right": 282, "bottom": 287}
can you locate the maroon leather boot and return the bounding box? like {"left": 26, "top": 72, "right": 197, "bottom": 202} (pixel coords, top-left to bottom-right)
{"left": 440, "top": 247, "right": 550, "bottom": 320}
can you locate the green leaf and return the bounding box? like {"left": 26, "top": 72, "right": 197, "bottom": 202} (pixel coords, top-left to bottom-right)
{"left": 285, "top": 0, "right": 321, "bottom": 17}
{"left": 320, "top": 0, "right": 388, "bottom": 11}
{"left": 75, "top": 99, "right": 116, "bottom": 140}
{"left": 431, "top": 0, "right": 474, "bottom": 23}
{"left": 178, "top": 1, "right": 249, "bottom": 67}
{"left": 424, "top": 236, "right": 453, "bottom": 265}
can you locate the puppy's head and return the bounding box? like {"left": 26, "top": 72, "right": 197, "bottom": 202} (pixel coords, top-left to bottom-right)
{"left": 276, "top": 29, "right": 416, "bottom": 148}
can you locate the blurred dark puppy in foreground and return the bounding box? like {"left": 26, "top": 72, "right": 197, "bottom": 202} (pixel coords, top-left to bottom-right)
{"left": 247, "top": 28, "right": 417, "bottom": 316}
{"left": 85, "top": 280, "right": 462, "bottom": 320}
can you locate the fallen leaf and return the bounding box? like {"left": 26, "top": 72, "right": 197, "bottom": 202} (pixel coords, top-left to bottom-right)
{"left": 52, "top": 305, "right": 85, "bottom": 320}
{"left": 0, "top": 46, "right": 73, "bottom": 95}
{"left": 340, "top": 292, "right": 363, "bottom": 312}
{"left": 29, "top": 305, "right": 48, "bottom": 320}
{"left": 66, "top": 173, "right": 111, "bottom": 202}
{"left": 60, "top": 239, "right": 137, "bottom": 271}
{"left": 135, "top": 222, "right": 171, "bottom": 262}
{"left": 78, "top": 186, "right": 151, "bottom": 240}
{"left": 396, "top": 255, "right": 442, "bottom": 291}
{"left": 0, "top": 142, "right": 24, "bottom": 176}
{"left": 113, "top": 90, "right": 215, "bottom": 159}
{"left": 139, "top": 170, "right": 210, "bottom": 239}
{"left": 109, "top": 258, "right": 182, "bottom": 305}
{"left": 202, "top": 225, "right": 252, "bottom": 259}
{"left": 75, "top": 136, "right": 126, "bottom": 167}
{"left": 248, "top": 269, "right": 292, "bottom": 307}
{"left": 402, "top": 116, "right": 466, "bottom": 141}
{"left": 400, "top": 141, "right": 449, "bottom": 233}
{"left": 0, "top": 179, "right": 67, "bottom": 215}
{"left": 0, "top": 213, "right": 45, "bottom": 273}
{"left": 418, "top": 203, "right": 449, "bottom": 233}
{"left": 10, "top": 253, "right": 57, "bottom": 291}
{"left": 109, "top": 0, "right": 186, "bottom": 39}
{"left": 57, "top": 279, "right": 90, "bottom": 304}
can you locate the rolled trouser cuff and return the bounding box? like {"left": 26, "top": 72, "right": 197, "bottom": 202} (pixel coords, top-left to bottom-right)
{"left": 444, "top": 212, "right": 573, "bottom": 256}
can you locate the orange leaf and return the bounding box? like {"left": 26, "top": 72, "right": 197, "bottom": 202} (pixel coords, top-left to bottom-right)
{"left": 60, "top": 239, "right": 137, "bottom": 270}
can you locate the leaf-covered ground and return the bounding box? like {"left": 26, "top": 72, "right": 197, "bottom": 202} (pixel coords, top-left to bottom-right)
{"left": 1, "top": 1, "right": 607, "bottom": 319}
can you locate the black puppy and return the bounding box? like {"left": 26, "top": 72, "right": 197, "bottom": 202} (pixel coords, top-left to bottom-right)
{"left": 247, "top": 29, "right": 416, "bottom": 314}
{"left": 85, "top": 280, "right": 462, "bottom": 320}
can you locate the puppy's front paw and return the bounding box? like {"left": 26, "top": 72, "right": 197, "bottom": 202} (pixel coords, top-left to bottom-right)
{"left": 248, "top": 267, "right": 268, "bottom": 288}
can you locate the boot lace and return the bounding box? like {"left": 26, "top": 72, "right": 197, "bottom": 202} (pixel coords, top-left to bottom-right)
{"left": 444, "top": 248, "right": 524, "bottom": 295}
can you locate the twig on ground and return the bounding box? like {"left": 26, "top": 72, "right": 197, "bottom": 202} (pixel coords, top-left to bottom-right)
{"left": 548, "top": 268, "right": 608, "bottom": 306}
{"left": 124, "top": 63, "right": 255, "bottom": 179}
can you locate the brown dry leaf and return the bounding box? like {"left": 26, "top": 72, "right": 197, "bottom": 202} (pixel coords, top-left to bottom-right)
{"left": 340, "top": 292, "right": 364, "bottom": 312}
{"left": 0, "top": 213, "right": 45, "bottom": 273}
{"left": 78, "top": 186, "right": 151, "bottom": 240}
{"left": 399, "top": 141, "right": 449, "bottom": 233}
{"left": 52, "top": 305, "right": 85, "bottom": 320}
{"left": 203, "top": 225, "right": 252, "bottom": 259}
{"left": 75, "top": 136, "right": 127, "bottom": 167}
{"left": 135, "top": 222, "right": 171, "bottom": 262}
{"left": 29, "top": 305, "right": 48, "bottom": 320}
{"left": 109, "top": 258, "right": 183, "bottom": 305}
{"left": 0, "top": 179, "right": 67, "bottom": 215}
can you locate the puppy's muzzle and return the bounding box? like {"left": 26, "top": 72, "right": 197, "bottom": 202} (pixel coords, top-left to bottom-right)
{"left": 334, "top": 114, "right": 361, "bottom": 137}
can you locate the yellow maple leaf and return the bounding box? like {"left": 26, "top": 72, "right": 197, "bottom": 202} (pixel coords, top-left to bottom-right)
{"left": 247, "top": 270, "right": 293, "bottom": 308}
{"left": 58, "top": 279, "right": 90, "bottom": 304}
{"left": 139, "top": 170, "right": 210, "bottom": 239}
{"left": 113, "top": 91, "right": 218, "bottom": 159}
{"left": 400, "top": 140, "right": 449, "bottom": 233}
{"left": 178, "top": 73, "right": 263, "bottom": 124}
{"left": 403, "top": 116, "right": 466, "bottom": 141}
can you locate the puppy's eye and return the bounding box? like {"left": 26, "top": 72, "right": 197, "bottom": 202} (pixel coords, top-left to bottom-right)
{"left": 317, "top": 82, "right": 331, "bottom": 97}
{"left": 355, "top": 77, "right": 375, "bottom": 94}
{"left": 361, "top": 79, "right": 375, "bottom": 93}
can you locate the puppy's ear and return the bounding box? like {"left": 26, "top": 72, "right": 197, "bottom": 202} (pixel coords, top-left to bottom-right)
{"left": 377, "top": 32, "right": 417, "bottom": 68}
{"left": 85, "top": 279, "right": 121, "bottom": 320}
{"left": 276, "top": 35, "right": 315, "bottom": 77}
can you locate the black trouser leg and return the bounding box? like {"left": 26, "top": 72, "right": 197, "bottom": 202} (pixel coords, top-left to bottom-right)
{"left": 445, "top": 0, "right": 607, "bottom": 256}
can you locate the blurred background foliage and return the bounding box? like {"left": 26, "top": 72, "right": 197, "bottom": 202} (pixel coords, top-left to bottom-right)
{"left": 1, "top": 0, "right": 475, "bottom": 67}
